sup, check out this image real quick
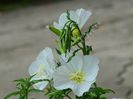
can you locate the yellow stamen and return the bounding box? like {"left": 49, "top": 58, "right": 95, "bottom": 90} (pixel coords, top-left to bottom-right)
{"left": 69, "top": 71, "right": 85, "bottom": 84}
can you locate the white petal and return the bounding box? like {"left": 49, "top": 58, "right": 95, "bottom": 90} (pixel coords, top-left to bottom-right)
{"left": 72, "top": 81, "right": 94, "bottom": 96}
{"left": 53, "top": 22, "right": 63, "bottom": 30}
{"left": 60, "top": 53, "right": 69, "bottom": 63}
{"left": 37, "top": 47, "right": 54, "bottom": 61}
{"left": 33, "top": 60, "right": 53, "bottom": 78}
{"left": 76, "top": 8, "right": 92, "bottom": 28}
{"left": 37, "top": 47, "right": 55, "bottom": 70}
{"left": 30, "top": 47, "right": 56, "bottom": 77}
{"left": 29, "top": 60, "right": 41, "bottom": 75}
{"left": 69, "top": 11, "right": 79, "bottom": 23}
{"left": 53, "top": 64, "right": 74, "bottom": 90}
{"left": 82, "top": 55, "right": 99, "bottom": 81}
{"left": 54, "top": 78, "right": 74, "bottom": 90}
{"left": 68, "top": 55, "right": 83, "bottom": 72}
{"left": 29, "top": 60, "right": 50, "bottom": 90}
{"left": 59, "top": 13, "right": 68, "bottom": 27}
{"left": 33, "top": 81, "right": 48, "bottom": 90}
{"left": 54, "top": 56, "right": 83, "bottom": 90}
{"left": 29, "top": 47, "right": 56, "bottom": 90}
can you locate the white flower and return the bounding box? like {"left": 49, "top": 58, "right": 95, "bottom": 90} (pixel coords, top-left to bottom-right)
{"left": 53, "top": 55, "right": 99, "bottom": 96}
{"left": 54, "top": 8, "right": 92, "bottom": 30}
{"left": 29, "top": 47, "right": 56, "bottom": 90}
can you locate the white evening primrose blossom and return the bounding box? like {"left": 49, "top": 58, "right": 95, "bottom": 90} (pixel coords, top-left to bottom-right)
{"left": 53, "top": 8, "right": 92, "bottom": 30}
{"left": 29, "top": 47, "right": 56, "bottom": 90}
{"left": 53, "top": 55, "right": 99, "bottom": 96}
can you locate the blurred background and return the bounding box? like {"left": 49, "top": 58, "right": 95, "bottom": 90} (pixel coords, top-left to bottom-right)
{"left": 0, "top": 0, "right": 133, "bottom": 98}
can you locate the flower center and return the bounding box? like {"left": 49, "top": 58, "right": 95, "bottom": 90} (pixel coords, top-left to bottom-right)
{"left": 69, "top": 71, "right": 85, "bottom": 84}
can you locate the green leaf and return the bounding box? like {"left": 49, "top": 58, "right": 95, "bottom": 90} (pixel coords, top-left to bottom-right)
{"left": 100, "top": 96, "right": 107, "bottom": 99}
{"left": 46, "top": 88, "right": 72, "bottom": 99}
{"left": 103, "top": 89, "right": 115, "bottom": 94}
{"left": 86, "top": 45, "right": 92, "bottom": 55}
{"left": 4, "top": 76, "right": 47, "bottom": 99}
{"left": 28, "top": 88, "right": 43, "bottom": 93}
{"left": 4, "top": 91, "right": 19, "bottom": 99}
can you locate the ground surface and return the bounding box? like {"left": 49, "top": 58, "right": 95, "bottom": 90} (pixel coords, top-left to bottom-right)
{"left": 0, "top": 0, "right": 133, "bottom": 98}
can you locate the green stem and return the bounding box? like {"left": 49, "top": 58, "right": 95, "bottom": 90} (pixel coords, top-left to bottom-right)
{"left": 94, "top": 83, "right": 100, "bottom": 99}
{"left": 81, "top": 37, "right": 86, "bottom": 55}
{"left": 65, "top": 94, "right": 72, "bottom": 99}
{"left": 76, "top": 44, "right": 82, "bottom": 49}
{"left": 48, "top": 80, "right": 52, "bottom": 90}
{"left": 25, "top": 94, "right": 28, "bottom": 99}
{"left": 76, "top": 96, "right": 80, "bottom": 99}
{"left": 25, "top": 85, "right": 29, "bottom": 99}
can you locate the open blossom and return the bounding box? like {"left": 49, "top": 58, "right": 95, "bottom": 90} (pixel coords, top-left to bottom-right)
{"left": 53, "top": 8, "right": 92, "bottom": 30}
{"left": 29, "top": 47, "right": 55, "bottom": 90}
{"left": 53, "top": 55, "right": 99, "bottom": 96}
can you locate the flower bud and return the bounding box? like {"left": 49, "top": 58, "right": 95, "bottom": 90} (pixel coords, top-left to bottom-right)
{"left": 72, "top": 29, "right": 81, "bottom": 37}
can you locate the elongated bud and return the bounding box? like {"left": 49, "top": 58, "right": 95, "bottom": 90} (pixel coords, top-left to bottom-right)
{"left": 57, "top": 41, "right": 65, "bottom": 54}
{"left": 49, "top": 26, "right": 61, "bottom": 36}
